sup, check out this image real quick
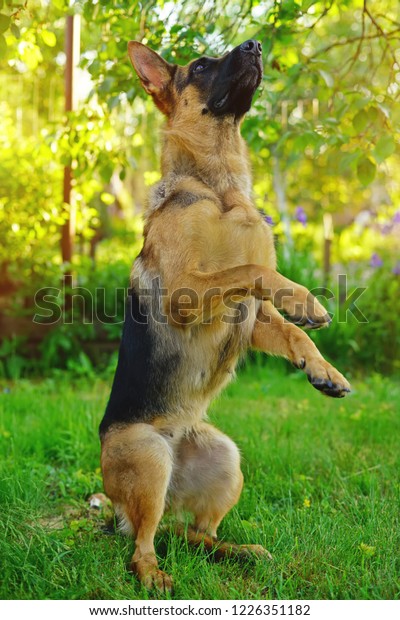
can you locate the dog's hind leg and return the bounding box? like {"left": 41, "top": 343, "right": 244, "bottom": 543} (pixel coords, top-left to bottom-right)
{"left": 101, "top": 424, "right": 173, "bottom": 591}
{"left": 171, "top": 422, "right": 243, "bottom": 537}
{"left": 170, "top": 422, "right": 270, "bottom": 560}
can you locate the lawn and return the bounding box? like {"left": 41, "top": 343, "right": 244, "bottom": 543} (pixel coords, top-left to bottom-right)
{"left": 0, "top": 362, "right": 399, "bottom": 600}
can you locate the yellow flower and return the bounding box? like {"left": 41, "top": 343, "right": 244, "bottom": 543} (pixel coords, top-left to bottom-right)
{"left": 303, "top": 498, "right": 311, "bottom": 508}
{"left": 359, "top": 543, "right": 376, "bottom": 557}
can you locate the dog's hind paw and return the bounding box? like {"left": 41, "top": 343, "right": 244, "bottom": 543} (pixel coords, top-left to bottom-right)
{"left": 214, "top": 541, "right": 273, "bottom": 561}
{"left": 130, "top": 555, "right": 173, "bottom": 593}
{"left": 235, "top": 544, "right": 273, "bottom": 561}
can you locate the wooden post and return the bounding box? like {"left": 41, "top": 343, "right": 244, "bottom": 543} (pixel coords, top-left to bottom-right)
{"left": 61, "top": 15, "right": 74, "bottom": 265}
{"left": 61, "top": 14, "right": 80, "bottom": 306}
{"left": 323, "top": 213, "right": 333, "bottom": 289}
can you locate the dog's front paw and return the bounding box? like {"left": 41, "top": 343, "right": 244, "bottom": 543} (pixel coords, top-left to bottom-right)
{"left": 281, "top": 286, "right": 331, "bottom": 330}
{"left": 305, "top": 358, "right": 351, "bottom": 398}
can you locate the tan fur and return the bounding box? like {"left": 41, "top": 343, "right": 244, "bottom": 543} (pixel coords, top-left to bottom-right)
{"left": 100, "top": 42, "right": 351, "bottom": 592}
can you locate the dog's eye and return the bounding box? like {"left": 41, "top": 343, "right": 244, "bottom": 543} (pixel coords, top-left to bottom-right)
{"left": 193, "top": 62, "right": 205, "bottom": 73}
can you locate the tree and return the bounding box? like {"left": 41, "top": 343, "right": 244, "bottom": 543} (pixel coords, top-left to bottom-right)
{"left": 0, "top": 0, "right": 399, "bottom": 278}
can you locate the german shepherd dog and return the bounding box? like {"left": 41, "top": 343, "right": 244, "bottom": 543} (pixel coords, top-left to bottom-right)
{"left": 100, "top": 39, "right": 351, "bottom": 591}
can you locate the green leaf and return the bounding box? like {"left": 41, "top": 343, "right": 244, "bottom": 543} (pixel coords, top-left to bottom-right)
{"left": 88, "top": 59, "right": 100, "bottom": 76}
{"left": 10, "top": 23, "right": 19, "bottom": 38}
{"left": 100, "top": 192, "right": 115, "bottom": 205}
{"left": 353, "top": 109, "right": 369, "bottom": 133}
{"left": 373, "top": 135, "right": 395, "bottom": 164}
{"left": 40, "top": 30, "right": 57, "bottom": 47}
{"left": 52, "top": 0, "right": 67, "bottom": 10}
{"left": 357, "top": 157, "right": 376, "bottom": 186}
{"left": 170, "top": 24, "right": 183, "bottom": 34}
{"left": 98, "top": 77, "right": 115, "bottom": 94}
{"left": 367, "top": 106, "right": 378, "bottom": 123}
{"left": 318, "top": 69, "right": 334, "bottom": 88}
{"left": 352, "top": 96, "right": 372, "bottom": 111}
{"left": 107, "top": 94, "right": 120, "bottom": 111}
{"left": 0, "top": 12, "right": 10, "bottom": 33}
{"left": 338, "top": 151, "right": 361, "bottom": 174}
{"left": 302, "top": 0, "right": 317, "bottom": 10}
{"left": 293, "top": 130, "right": 321, "bottom": 152}
{"left": 0, "top": 32, "right": 6, "bottom": 57}
{"left": 99, "top": 161, "right": 114, "bottom": 183}
{"left": 377, "top": 103, "right": 390, "bottom": 119}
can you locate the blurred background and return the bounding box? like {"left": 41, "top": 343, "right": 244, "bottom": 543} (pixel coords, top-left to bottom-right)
{"left": 0, "top": 0, "right": 399, "bottom": 378}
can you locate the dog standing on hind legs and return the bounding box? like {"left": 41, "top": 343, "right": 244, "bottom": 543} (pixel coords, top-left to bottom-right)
{"left": 99, "top": 39, "right": 351, "bottom": 592}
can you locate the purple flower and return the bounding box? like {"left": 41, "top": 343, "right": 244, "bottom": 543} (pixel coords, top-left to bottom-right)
{"left": 392, "top": 211, "right": 400, "bottom": 225}
{"left": 258, "top": 209, "right": 274, "bottom": 226}
{"left": 381, "top": 224, "right": 392, "bottom": 235}
{"left": 370, "top": 253, "right": 383, "bottom": 268}
{"left": 295, "top": 206, "right": 307, "bottom": 226}
{"left": 392, "top": 262, "right": 400, "bottom": 276}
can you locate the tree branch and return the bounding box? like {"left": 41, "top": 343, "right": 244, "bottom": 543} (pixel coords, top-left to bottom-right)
{"left": 308, "top": 27, "right": 400, "bottom": 60}
{"left": 339, "top": 0, "right": 367, "bottom": 80}
{"left": 364, "top": 0, "right": 397, "bottom": 69}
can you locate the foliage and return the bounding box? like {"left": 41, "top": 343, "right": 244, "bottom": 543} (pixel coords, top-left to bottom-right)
{"left": 344, "top": 261, "right": 400, "bottom": 373}
{"left": 26, "top": 238, "right": 139, "bottom": 376}
{"left": 0, "top": 0, "right": 399, "bottom": 373}
{"left": 0, "top": 110, "right": 63, "bottom": 273}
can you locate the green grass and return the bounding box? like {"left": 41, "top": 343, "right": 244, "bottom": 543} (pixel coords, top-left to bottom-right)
{"left": 0, "top": 362, "right": 399, "bottom": 600}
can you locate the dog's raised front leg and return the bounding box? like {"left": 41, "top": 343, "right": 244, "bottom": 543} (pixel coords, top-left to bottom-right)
{"left": 166, "top": 265, "right": 331, "bottom": 327}
{"left": 252, "top": 301, "right": 351, "bottom": 397}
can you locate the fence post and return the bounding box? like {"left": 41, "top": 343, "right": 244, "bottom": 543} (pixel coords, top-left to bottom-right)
{"left": 323, "top": 212, "right": 333, "bottom": 289}
{"left": 61, "top": 14, "right": 80, "bottom": 308}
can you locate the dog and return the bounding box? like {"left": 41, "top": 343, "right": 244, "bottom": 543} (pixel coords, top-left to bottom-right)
{"left": 99, "top": 39, "right": 351, "bottom": 592}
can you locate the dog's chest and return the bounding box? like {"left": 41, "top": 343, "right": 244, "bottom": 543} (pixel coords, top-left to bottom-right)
{"left": 184, "top": 296, "right": 259, "bottom": 396}
{"left": 188, "top": 204, "right": 276, "bottom": 271}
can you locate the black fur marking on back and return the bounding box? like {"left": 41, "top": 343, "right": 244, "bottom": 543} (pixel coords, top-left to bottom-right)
{"left": 99, "top": 289, "right": 180, "bottom": 435}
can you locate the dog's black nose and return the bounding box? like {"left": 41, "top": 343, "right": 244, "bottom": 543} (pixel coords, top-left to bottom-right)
{"left": 240, "top": 40, "right": 262, "bottom": 57}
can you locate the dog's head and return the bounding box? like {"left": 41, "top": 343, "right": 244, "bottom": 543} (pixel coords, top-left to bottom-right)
{"left": 128, "top": 40, "right": 263, "bottom": 121}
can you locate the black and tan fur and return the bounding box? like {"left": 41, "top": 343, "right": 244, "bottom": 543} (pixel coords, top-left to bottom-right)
{"left": 100, "top": 40, "right": 351, "bottom": 591}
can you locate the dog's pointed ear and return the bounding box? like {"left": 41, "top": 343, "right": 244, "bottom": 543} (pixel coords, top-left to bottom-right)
{"left": 128, "top": 41, "right": 175, "bottom": 115}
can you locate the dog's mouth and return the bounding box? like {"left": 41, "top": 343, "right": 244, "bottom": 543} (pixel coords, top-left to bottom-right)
{"left": 209, "top": 60, "right": 262, "bottom": 117}
{"left": 214, "top": 92, "right": 230, "bottom": 109}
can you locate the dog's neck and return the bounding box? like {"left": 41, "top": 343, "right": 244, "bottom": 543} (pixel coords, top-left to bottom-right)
{"left": 160, "top": 116, "right": 252, "bottom": 199}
